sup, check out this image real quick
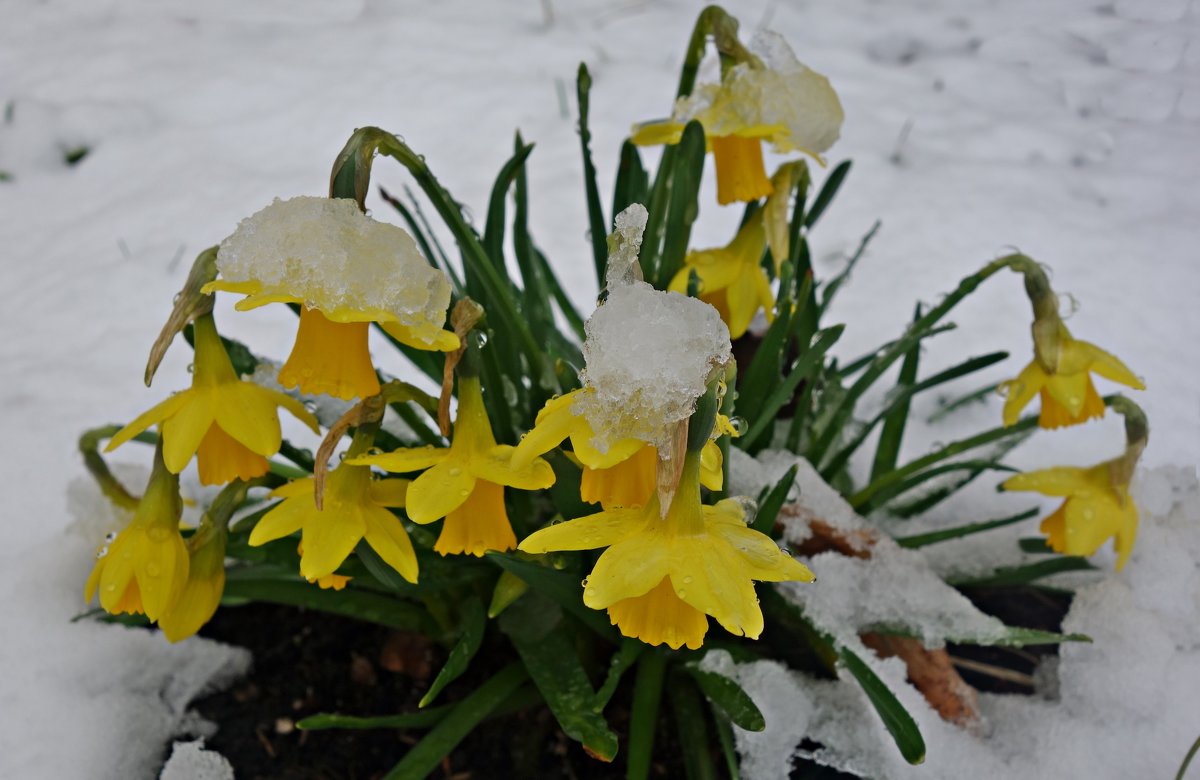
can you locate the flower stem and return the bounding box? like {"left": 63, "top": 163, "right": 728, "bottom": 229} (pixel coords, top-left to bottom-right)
{"left": 626, "top": 649, "right": 668, "bottom": 780}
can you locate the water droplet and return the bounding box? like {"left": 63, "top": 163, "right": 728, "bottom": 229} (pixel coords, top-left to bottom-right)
{"left": 145, "top": 562, "right": 161, "bottom": 577}
{"left": 147, "top": 527, "right": 169, "bottom": 542}
{"left": 448, "top": 466, "right": 462, "bottom": 476}
{"left": 186, "top": 363, "right": 194, "bottom": 374}
{"left": 95, "top": 546, "right": 109, "bottom": 559}
{"left": 676, "top": 589, "right": 687, "bottom": 599}
{"left": 581, "top": 577, "right": 590, "bottom": 588}
{"left": 683, "top": 576, "right": 693, "bottom": 584}
{"left": 473, "top": 331, "right": 488, "bottom": 348}
{"left": 105, "top": 584, "right": 116, "bottom": 593}
{"left": 104, "top": 532, "right": 117, "bottom": 543}
{"left": 459, "top": 488, "right": 471, "bottom": 497}
{"left": 367, "top": 447, "right": 383, "bottom": 456}
{"left": 728, "top": 416, "right": 749, "bottom": 436}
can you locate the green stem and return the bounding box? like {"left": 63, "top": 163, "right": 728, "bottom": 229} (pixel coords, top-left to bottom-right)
{"left": 79, "top": 425, "right": 140, "bottom": 510}
{"left": 627, "top": 649, "right": 668, "bottom": 780}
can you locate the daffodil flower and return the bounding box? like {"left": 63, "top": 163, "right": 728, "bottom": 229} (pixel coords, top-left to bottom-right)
{"left": 519, "top": 449, "right": 814, "bottom": 649}
{"left": 86, "top": 445, "right": 190, "bottom": 622}
{"left": 158, "top": 524, "right": 226, "bottom": 643}
{"left": 249, "top": 467, "right": 416, "bottom": 582}
{"left": 106, "top": 314, "right": 319, "bottom": 486}
{"left": 1001, "top": 322, "right": 1144, "bottom": 429}
{"left": 203, "top": 196, "right": 459, "bottom": 400}
{"left": 669, "top": 211, "right": 772, "bottom": 339}
{"left": 348, "top": 375, "right": 555, "bottom": 557}
{"left": 1004, "top": 464, "right": 1138, "bottom": 569}
{"left": 632, "top": 31, "right": 842, "bottom": 205}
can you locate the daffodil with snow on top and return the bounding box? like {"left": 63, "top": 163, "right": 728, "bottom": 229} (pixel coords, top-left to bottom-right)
{"left": 105, "top": 313, "right": 319, "bottom": 486}
{"left": 632, "top": 28, "right": 842, "bottom": 205}
{"left": 202, "top": 196, "right": 459, "bottom": 401}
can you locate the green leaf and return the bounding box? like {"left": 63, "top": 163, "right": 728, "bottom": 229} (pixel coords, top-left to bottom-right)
{"left": 711, "top": 706, "right": 741, "bottom": 780}
{"left": 383, "top": 663, "right": 528, "bottom": 780}
{"left": 750, "top": 464, "right": 798, "bottom": 536}
{"left": 482, "top": 140, "right": 535, "bottom": 271}
{"left": 871, "top": 305, "right": 922, "bottom": 482}
{"left": 818, "top": 219, "right": 879, "bottom": 314}
{"left": 670, "top": 672, "right": 719, "bottom": 780}
{"left": 298, "top": 706, "right": 450, "bottom": 731}
{"left": 947, "top": 556, "right": 1096, "bottom": 588}
{"left": 612, "top": 140, "right": 649, "bottom": 226}
{"left": 485, "top": 552, "right": 616, "bottom": 639}
{"left": 927, "top": 382, "right": 999, "bottom": 424}
{"left": 865, "top": 621, "right": 1090, "bottom": 647}
{"left": 221, "top": 576, "right": 434, "bottom": 632}
{"left": 686, "top": 667, "right": 766, "bottom": 732}
{"left": 804, "top": 160, "right": 851, "bottom": 229}
{"left": 859, "top": 459, "right": 1019, "bottom": 511}
{"left": 576, "top": 63, "right": 609, "bottom": 287}
{"left": 500, "top": 594, "right": 619, "bottom": 762}
{"left": 741, "top": 325, "right": 844, "bottom": 450}
{"left": 627, "top": 649, "right": 668, "bottom": 780}
{"left": 421, "top": 597, "right": 487, "bottom": 708}
{"left": 656, "top": 120, "right": 707, "bottom": 288}
{"left": 379, "top": 185, "right": 464, "bottom": 294}
{"left": 838, "top": 646, "right": 926, "bottom": 765}
{"left": 594, "top": 638, "right": 644, "bottom": 711}
{"left": 894, "top": 508, "right": 1039, "bottom": 548}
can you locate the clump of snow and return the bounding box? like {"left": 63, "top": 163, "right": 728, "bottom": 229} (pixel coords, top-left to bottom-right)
{"left": 160, "top": 740, "right": 234, "bottom": 780}
{"left": 576, "top": 206, "right": 731, "bottom": 453}
{"left": 672, "top": 31, "right": 843, "bottom": 155}
{"left": 217, "top": 196, "right": 452, "bottom": 338}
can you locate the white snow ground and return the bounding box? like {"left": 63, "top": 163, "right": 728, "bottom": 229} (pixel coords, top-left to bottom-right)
{"left": 1, "top": 1, "right": 1196, "bottom": 777}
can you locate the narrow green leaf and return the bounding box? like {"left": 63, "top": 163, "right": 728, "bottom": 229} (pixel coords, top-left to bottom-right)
{"left": 420, "top": 598, "right": 487, "bottom": 708}
{"left": 804, "top": 160, "right": 851, "bottom": 229}
{"left": 383, "top": 663, "right": 528, "bottom": 780}
{"left": 577, "top": 63, "right": 609, "bottom": 286}
{"left": 612, "top": 140, "right": 649, "bottom": 224}
{"left": 927, "top": 382, "right": 1000, "bottom": 424}
{"left": 750, "top": 464, "right": 798, "bottom": 536}
{"left": 656, "top": 120, "right": 706, "bottom": 287}
{"left": 947, "top": 556, "right": 1096, "bottom": 588}
{"left": 627, "top": 649, "right": 668, "bottom": 780}
{"left": 818, "top": 219, "right": 879, "bottom": 313}
{"left": 500, "top": 595, "right": 619, "bottom": 762}
{"left": 379, "top": 185, "right": 464, "bottom": 293}
{"left": 711, "top": 707, "right": 741, "bottom": 780}
{"left": 482, "top": 141, "right": 535, "bottom": 269}
{"left": 894, "top": 508, "right": 1039, "bottom": 548}
{"left": 671, "top": 673, "right": 719, "bottom": 780}
{"left": 486, "top": 553, "right": 616, "bottom": 639}
{"left": 741, "top": 325, "right": 844, "bottom": 450}
{"left": 871, "top": 305, "right": 922, "bottom": 482}
{"left": 298, "top": 706, "right": 450, "bottom": 731}
{"left": 838, "top": 646, "right": 926, "bottom": 765}
{"left": 532, "top": 246, "right": 587, "bottom": 340}
{"left": 864, "top": 621, "right": 1090, "bottom": 647}
{"left": 221, "top": 577, "right": 434, "bottom": 633}
{"left": 595, "top": 639, "right": 644, "bottom": 711}
{"left": 686, "top": 668, "right": 766, "bottom": 732}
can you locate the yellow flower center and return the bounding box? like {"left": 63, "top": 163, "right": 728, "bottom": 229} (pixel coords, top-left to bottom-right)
{"left": 279, "top": 307, "right": 380, "bottom": 400}
{"left": 606, "top": 577, "right": 707, "bottom": 650}
{"left": 195, "top": 424, "right": 269, "bottom": 486}
{"left": 436, "top": 480, "right": 516, "bottom": 557}
{"left": 581, "top": 444, "right": 657, "bottom": 509}
{"left": 711, "top": 135, "right": 774, "bottom": 205}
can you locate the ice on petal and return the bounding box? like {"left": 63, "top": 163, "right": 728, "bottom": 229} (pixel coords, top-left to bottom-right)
{"left": 578, "top": 251, "right": 731, "bottom": 453}
{"left": 216, "top": 196, "right": 452, "bottom": 339}
{"left": 604, "top": 203, "right": 647, "bottom": 290}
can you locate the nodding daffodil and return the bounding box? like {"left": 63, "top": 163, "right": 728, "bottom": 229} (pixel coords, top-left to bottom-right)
{"left": 203, "top": 196, "right": 459, "bottom": 400}
{"left": 669, "top": 211, "right": 772, "bottom": 339}
{"left": 249, "top": 468, "right": 417, "bottom": 582}
{"left": 519, "top": 449, "right": 814, "bottom": 649}
{"left": 1002, "top": 322, "right": 1144, "bottom": 428}
{"left": 85, "top": 445, "right": 190, "bottom": 622}
{"left": 632, "top": 31, "right": 842, "bottom": 205}
{"left": 348, "top": 375, "right": 556, "bottom": 557}
{"left": 158, "top": 524, "right": 226, "bottom": 643}
{"left": 106, "top": 314, "right": 319, "bottom": 486}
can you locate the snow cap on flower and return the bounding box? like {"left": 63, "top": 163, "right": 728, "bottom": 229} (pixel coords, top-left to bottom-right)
{"left": 214, "top": 196, "right": 453, "bottom": 346}
{"left": 673, "top": 32, "right": 843, "bottom": 158}
{"left": 576, "top": 207, "right": 732, "bottom": 455}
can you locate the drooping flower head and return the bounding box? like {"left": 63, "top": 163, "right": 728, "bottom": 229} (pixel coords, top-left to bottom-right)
{"left": 519, "top": 384, "right": 814, "bottom": 649}
{"left": 513, "top": 205, "right": 732, "bottom": 509}
{"left": 1000, "top": 260, "right": 1144, "bottom": 429}
{"left": 1003, "top": 396, "right": 1148, "bottom": 569}
{"left": 86, "top": 443, "right": 190, "bottom": 622}
{"left": 348, "top": 329, "right": 556, "bottom": 557}
{"left": 633, "top": 31, "right": 843, "bottom": 205}
{"left": 203, "top": 196, "right": 459, "bottom": 400}
{"left": 249, "top": 462, "right": 417, "bottom": 583}
{"left": 157, "top": 522, "right": 227, "bottom": 643}
{"left": 106, "top": 313, "right": 319, "bottom": 485}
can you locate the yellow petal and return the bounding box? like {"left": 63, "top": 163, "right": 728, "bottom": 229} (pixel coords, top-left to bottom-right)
{"left": 1042, "top": 371, "right": 1093, "bottom": 421}
{"left": 518, "top": 508, "right": 643, "bottom": 554}
{"left": 1001, "top": 361, "right": 1045, "bottom": 426}
{"left": 263, "top": 388, "right": 320, "bottom": 434}
{"left": 725, "top": 271, "right": 766, "bottom": 339}
{"left": 669, "top": 537, "right": 764, "bottom": 639}
{"left": 160, "top": 393, "right": 216, "bottom": 473}
{"left": 195, "top": 425, "right": 269, "bottom": 486}
{"left": 271, "top": 477, "right": 315, "bottom": 499}
{"left": 159, "top": 569, "right": 225, "bottom": 643}
{"left": 298, "top": 507, "right": 365, "bottom": 580}
{"left": 279, "top": 308, "right": 379, "bottom": 401}
{"left": 106, "top": 392, "right": 191, "bottom": 453}
{"left": 711, "top": 134, "right": 774, "bottom": 206}
{"left": 630, "top": 121, "right": 686, "bottom": 146}
{"left": 248, "top": 497, "right": 308, "bottom": 546}
{"left": 472, "top": 446, "right": 556, "bottom": 491}
{"left": 583, "top": 532, "right": 670, "bottom": 609}
{"left": 368, "top": 478, "right": 410, "bottom": 508}
{"left": 406, "top": 458, "right": 476, "bottom": 523}
{"left": 214, "top": 384, "right": 285, "bottom": 456}
{"left": 581, "top": 445, "right": 657, "bottom": 509}
{"left": 348, "top": 446, "right": 449, "bottom": 474}
{"left": 708, "top": 518, "right": 814, "bottom": 583}
{"left": 135, "top": 525, "right": 190, "bottom": 622}
{"left": 1003, "top": 466, "right": 1094, "bottom": 497}
{"left": 699, "top": 441, "right": 723, "bottom": 491}
{"left": 512, "top": 392, "right": 579, "bottom": 469}
{"left": 379, "top": 321, "right": 460, "bottom": 352}
{"left": 571, "top": 430, "right": 646, "bottom": 470}
{"left": 362, "top": 506, "right": 419, "bottom": 583}
{"left": 1078, "top": 341, "right": 1145, "bottom": 390}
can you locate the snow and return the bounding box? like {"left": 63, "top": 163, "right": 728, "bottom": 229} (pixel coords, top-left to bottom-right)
{"left": 217, "top": 195, "right": 452, "bottom": 334}
{"left": 159, "top": 740, "right": 234, "bottom": 780}
{"left": 579, "top": 210, "right": 731, "bottom": 452}
{"left": 1, "top": 0, "right": 1197, "bottom": 777}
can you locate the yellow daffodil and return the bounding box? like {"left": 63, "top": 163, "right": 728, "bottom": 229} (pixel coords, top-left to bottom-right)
{"left": 1004, "top": 464, "right": 1139, "bottom": 569}
{"left": 106, "top": 314, "right": 319, "bottom": 486}
{"left": 158, "top": 525, "right": 227, "bottom": 643}
{"left": 632, "top": 31, "right": 842, "bottom": 205}
{"left": 1002, "top": 323, "right": 1144, "bottom": 429}
{"left": 202, "top": 196, "right": 459, "bottom": 400}
{"left": 348, "top": 376, "right": 555, "bottom": 556}
{"left": 86, "top": 446, "right": 190, "bottom": 622}
{"left": 669, "top": 211, "right": 772, "bottom": 339}
{"left": 249, "top": 468, "right": 416, "bottom": 582}
{"left": 519, "top": 449, "right": 814, "bottom": 649}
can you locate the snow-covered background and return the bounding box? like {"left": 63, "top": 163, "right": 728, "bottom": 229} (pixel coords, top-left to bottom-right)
{"left": 2, "top": 0, "right": 1197, "bottom": 777}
